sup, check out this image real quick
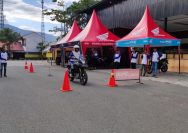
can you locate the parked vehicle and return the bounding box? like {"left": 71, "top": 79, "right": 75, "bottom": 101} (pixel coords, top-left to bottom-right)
{"left": 148, "top": 58, "right": 168, "bottom": 74}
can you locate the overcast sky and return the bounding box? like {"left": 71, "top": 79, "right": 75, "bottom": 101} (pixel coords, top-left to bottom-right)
{"left": 4, "top": 0, "right": 79, "bottom": 36}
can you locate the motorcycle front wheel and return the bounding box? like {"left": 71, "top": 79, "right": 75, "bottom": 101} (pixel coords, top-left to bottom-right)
{"left": 68, "top": 70, "right": 74, "bottom": 81}
{"left": 80, "top": 70, "right": 88, "bottom": 85}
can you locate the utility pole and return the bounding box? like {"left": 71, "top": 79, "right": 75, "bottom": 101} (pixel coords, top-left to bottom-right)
{"left": 0, "top": 0, "right": 4, "bottom": 30}
{"left": 41, "top": 0, "right": 45, "bottom": 44}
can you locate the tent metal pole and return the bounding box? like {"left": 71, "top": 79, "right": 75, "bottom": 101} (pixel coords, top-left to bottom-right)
{"left": 145, "top": 44, "right": 150, "bottom": 76}
{"left": 112, "top": 4, "right": 115, "bottom": 33}
{"left": 62, "top": 47, "right": 65, "bottom": 67}
{"left": 164, "top": 17, "right": 168, "bottom": 32}
{"left": 178, "top": 46, "right": 181, "bottom": 74}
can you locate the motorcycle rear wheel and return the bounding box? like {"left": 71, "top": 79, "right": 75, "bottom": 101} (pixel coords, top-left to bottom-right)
{"left": 147, "top": 65, "right": 153, "bottom": 74}
{"left": 161, "top": 65, "right": 168, "bottom": 72}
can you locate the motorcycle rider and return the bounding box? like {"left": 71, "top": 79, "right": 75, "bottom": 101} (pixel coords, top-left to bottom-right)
{"left": 69, "top": 45, "right": 81, "bottom": 77}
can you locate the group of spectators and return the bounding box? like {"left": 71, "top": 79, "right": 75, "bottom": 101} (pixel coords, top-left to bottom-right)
{"left": 85, "top": 47, "right": 163, "bottom": 77}
{"left": 113, "top": 47, "right": 163, "bottom": 77}
{"left": 130, "top": 48, "right": 162, "bottom": 77}
{"left": 0, "top": 47, "right": 8, "bottom": 78}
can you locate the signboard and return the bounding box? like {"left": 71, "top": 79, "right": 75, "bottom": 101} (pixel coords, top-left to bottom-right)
{"left": 46, "top": 52, "right": 52, "bottom": 58}
{"left": 115, "top": 69, "right": 140, "bottom": 82}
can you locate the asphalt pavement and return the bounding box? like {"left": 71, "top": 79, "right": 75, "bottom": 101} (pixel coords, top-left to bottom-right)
{"left": 0, "top": 61, "right": 188, "bottom": 133}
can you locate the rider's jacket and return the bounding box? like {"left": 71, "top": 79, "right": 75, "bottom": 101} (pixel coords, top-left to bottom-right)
{"left": 69, "top": 51, "right": 80, "bottom": 64}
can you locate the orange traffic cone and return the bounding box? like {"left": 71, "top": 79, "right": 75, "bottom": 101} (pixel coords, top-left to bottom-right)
{"left": 61, "top": 70, "right": 72, "bottom": 92}
{"left": 108, "top": 69, "right": 117, "bottom": 87}
{"left": 24, "top": 61, "right": 28, "bottom": 70}
{"left": 29, "top": 63, "right": 34, "bottom": 73}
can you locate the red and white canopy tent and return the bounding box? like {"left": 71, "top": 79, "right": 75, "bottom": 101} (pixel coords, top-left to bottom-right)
{"left": 51, "top": 20, "right": 81, "bottom": 49}
{"left": 116, "top": 6, "right": 181, "bottom": 73}
{"left": 70, "top": 10, "right": 120, "bottom": 56}
{"left": 116, "top": 6, "right": 180, "bottom": 47}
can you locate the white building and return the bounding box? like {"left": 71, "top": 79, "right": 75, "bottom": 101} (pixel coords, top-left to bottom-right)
{"left": 22, "top": 32, "right": 43, "bottom": 53}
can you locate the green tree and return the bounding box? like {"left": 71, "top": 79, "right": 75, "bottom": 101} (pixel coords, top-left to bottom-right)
{"left": 37, "top": 42, "right": 46, "bottom": 53}
{"left": 44, "top": 0, "right": 100, "bottom": 37}
{"left": 37, "top": 42, "right": 46, "bottom": 58}
{"left": 0, "top": 28, "right": 21, "bottom": 51}
{"left": 44, "top": 0, "right": 69, "bottom": 36}
{"left": 0, "top": 34, "right": 6, "bottom": 41}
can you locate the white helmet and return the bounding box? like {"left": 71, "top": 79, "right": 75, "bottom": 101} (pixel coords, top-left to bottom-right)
{"left": 73, "top": 45, "right": 79, "bottom": 49}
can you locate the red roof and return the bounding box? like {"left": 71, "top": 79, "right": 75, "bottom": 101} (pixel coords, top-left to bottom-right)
{"left": 0, "top": 41, "right": 24, "bottom": 51}
{"left": 56, "top": 20, "right": 81, "bottom": 45}
{"left": 10, "top": 42, "right": 24, "bottom": 52}
{"left": 119, "top": 6, "right": 178, "bottom": 41}
{"left": 71, "top": 10, "right": 119, "bottom": 43}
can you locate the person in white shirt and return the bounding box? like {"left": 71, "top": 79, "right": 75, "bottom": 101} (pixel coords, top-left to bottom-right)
{"left": 0, "top": 48, "right": 8, "bottom": 77}
{"left": 113, "top": 49, "right": 121, "bottom": 69}
{"left": 141, "top": 50, "right": 148, "bottom": 76}
{"left": 152, "top": 48, "right": 161, "bottom": 77}
{"left": 131, "top": 48, "right": 138, "bottom": 69}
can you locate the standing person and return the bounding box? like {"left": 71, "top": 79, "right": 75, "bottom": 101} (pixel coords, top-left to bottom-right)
{"left": 113, "top": 49, "right": 121, "bottom": 69}
{"left": 92, "top": 49, "right": 99, "bottom": 69}
{"left": 152, "top": 48, "right": 161, "bottom": 77}
{"left": 1, "top": 47, "right": 8, "bottom": 77}
{"left": 86, "top": 49, "right": 92, "bottom": 69}
{"left": 131, "top": 48, "right": 138, "bottom": 69}
{"left": 141, "top": 50, "right": 148, "bottom": 76}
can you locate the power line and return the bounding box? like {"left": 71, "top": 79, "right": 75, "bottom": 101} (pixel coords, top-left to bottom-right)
{"left": 41, "top": 0, "right": 45, "bottom": 44}
{"left": 0, "top": 0, "right": 4, "bottom": 30}
{"left": 4, "top": 0, "right": 17, "bottom": 4}
{"left": 0, "top": 0, "right": 17, "bottom": 30}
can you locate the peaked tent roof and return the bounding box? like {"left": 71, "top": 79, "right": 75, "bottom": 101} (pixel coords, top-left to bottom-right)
{"left": 71, "top": 10, "right": 119, "bottom": 43}
{"left": 55, "top": 20, "right": 81, "bottom": 46}
{"left": 116, "top": 6, "right": 180, "bottom": 47}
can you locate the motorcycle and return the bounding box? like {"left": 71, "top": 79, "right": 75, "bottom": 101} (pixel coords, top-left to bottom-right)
{"left": 67, "top": 56, "right": 88, "bottom": 85}
{"left": 148, "top": 58, "right": 168, "bottom": 74}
